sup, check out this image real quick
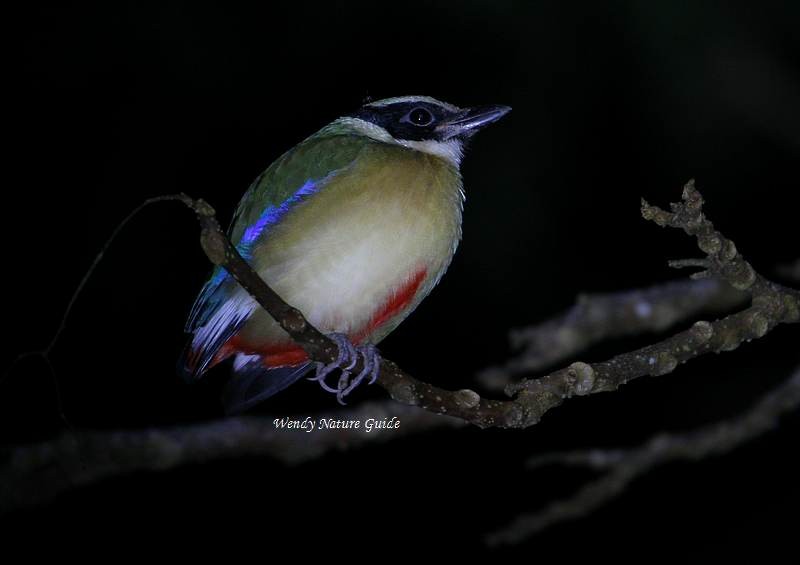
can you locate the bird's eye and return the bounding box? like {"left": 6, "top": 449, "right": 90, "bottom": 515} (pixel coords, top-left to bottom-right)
{"left": 406, "top": 107, "right": 434, "bottom": 127}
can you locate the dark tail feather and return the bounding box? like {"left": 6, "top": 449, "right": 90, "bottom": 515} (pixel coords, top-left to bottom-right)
{"left": 222, "top": 358, "right": 313, "bottom": 414}
{"left": 176, "top": 342, "right": 201, "bottom": 382}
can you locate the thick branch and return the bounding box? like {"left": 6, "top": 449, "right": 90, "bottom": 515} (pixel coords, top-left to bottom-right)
{"left": 177, "top": 182, "right": 799, "bottom": 429}
{"left": 2, "top": 279, "right": 745, "bottom": 513}
{"left": 1, "top": 181, "right": 796, "bottom": 512}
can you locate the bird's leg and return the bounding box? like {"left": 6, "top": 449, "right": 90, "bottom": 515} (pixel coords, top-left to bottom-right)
{"left": 336, "top": 342, "right": 382, "bottom": 404}
{"left": 308, "top": 333, "right": 382, "bottom": 404}
{"left": 340, "top": 342, "right": 381, "bottom": 398}
{"left": 308, "top": 333, "right": 355, "bottom": 393}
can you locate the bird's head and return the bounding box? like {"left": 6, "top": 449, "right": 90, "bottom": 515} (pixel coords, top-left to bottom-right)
{"left": 337, "top": 95, "right": 511, "bottom": 167}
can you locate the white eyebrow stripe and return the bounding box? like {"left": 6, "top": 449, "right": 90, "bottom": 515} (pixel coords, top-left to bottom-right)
{"left": 365, "top": 95, "right": 460, "bottom": 113}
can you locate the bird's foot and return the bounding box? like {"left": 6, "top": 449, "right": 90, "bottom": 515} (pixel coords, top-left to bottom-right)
{"left": 307, "top": 333, "right": 381, "bottom": 404}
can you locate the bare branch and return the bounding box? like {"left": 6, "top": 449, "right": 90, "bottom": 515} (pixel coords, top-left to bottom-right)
{"left": 178, "top": 182, "right": 798, "bottom": 429}
{"left": 486, "top": 363, "right": 800, "bottom": 545}
{"left": 1, "top": 180, "right": 796, "bottom": 512}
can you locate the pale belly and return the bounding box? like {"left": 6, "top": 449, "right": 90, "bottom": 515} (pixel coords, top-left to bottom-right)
{"left": 237, "top": 181, "right": 462, "bottom": 347}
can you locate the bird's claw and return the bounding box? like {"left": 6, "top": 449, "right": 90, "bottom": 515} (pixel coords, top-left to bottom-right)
{"left": 308, "top": 333, "right": 381, "bottom": 404}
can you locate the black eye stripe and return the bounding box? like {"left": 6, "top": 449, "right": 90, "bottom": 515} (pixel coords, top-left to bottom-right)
{"left": 349, "top": 101, "right": 457, "bottom": 142}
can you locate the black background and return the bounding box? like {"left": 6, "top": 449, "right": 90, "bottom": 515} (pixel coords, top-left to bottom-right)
{"left": 4, "top": 0, "right": 800, "bottom": 559}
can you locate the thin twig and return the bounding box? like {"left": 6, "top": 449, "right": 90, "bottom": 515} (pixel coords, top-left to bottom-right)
{"left": 1, "top": 195, "right": 189, "bottom": 426}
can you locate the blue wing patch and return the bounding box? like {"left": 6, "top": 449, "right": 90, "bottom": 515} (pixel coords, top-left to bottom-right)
{"left": 186, "top": 177, "right": 320, "bottom": 333}
{"left": 236, "top": 179, "right": 318, "bottom": 258}
{"left": 180, "top": 178, "right": 320, "bottom": 380}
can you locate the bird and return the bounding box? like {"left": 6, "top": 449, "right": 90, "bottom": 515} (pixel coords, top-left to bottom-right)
{"left": 179, "top": 95, "right": 510, "bottom": 413}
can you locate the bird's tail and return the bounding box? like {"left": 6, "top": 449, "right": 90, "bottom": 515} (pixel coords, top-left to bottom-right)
{"left": 178, "top": 273, "right": 256, "bottom": 380}
{"left": 222, "top": 356, "right": 313, "bottom": 414}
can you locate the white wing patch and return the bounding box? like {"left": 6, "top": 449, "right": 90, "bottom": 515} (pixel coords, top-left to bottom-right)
{"left": 232, "top": 353, "right": 262, "bottom": 371}
{"left": 191, "top": 291, "right": 256, "bottom": 363}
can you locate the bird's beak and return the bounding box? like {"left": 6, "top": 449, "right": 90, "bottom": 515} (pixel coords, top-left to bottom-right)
{"left": 436, "top": 105, "right": 512, "bottom": 140}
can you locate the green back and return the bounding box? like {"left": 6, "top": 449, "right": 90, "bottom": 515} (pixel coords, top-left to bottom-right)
{"left": 229, "top": 128, "right": 371, "bottom": 244}
{"left": 186, "top": 125, "right": 371, "bottom": 333}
